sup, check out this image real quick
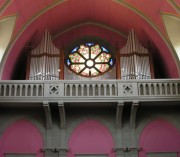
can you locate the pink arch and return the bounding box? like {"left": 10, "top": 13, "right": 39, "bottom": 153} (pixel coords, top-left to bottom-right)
{"left": 139, "top": 119, "right": 180, "bottom": 157}
{"left": 0, "top": 119, "right": 44, "bottom": 157}
{"left": 68, "top": 120, "right": 115, "bottom": 157}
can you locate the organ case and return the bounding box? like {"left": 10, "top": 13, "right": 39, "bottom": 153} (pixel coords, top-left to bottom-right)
{"left": 117, "top": 30, "right": 154, "bottom": 79}
{"left": 26, "top": 30, "right": 64, "bottom": 80}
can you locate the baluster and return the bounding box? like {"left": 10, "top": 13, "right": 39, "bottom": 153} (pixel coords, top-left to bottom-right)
{"left": 6, "top": 85, "right": 9, "bottom": 96}
{"left": 141, "top": 83, "right": 144, "bottom": 95}
{"left": 27, "top": 85, "right": 31, "bottom": 96}
{"left": 170, "top": 83, "right": 173, "bottom": 95}
{"left": 80, "top": 84, "right": 83, "bottom": 96}
{"left": 153, "top": 83, "right": 157, "bottom": 95}
{"left": 30, "top": 85, "right": 34, "bottom": 96}
{"left": 10, "top": 85, "right": 14, "bottom": 96}
{"left": 75, "top": 84, "right": 78, "bottom": 96}
{"left": 35, "top": 85, "right": 38, "bottom": 96}
{"left": 166, "top": 83, "right": 171, "bottom": 95}
{"left": 106, "top": 84, "right": 110, "bottom": 96}
{"left": 114, "top": 84, "right": 117, "bottom": 96}
{"left": 142, "top": 83, "right": 146, "bottom": 95}
{"left": 104, "top": 84, "right": 107, "bottom": 96}
{"left": 24, "top": 85, "right": 27, "bottom": 96}
{"left": 32, "top": 85, "right": 36, "bottom": 96}
{"left": 98, "top": 84, "right": 101, "bottom": 96}
{"left": 95, "top": 84, "right": 98, "bottom": 96}
{"left": 150, "top": 84, "right": 153, "bottom": 95}
{"left": 10, "top": 85, "right": 13, "bottom": 96}
{"left": 163, "top": 83, "right": 167, "bottom": 95}
{"left": 148, "top": 83, "right": 151, "bottom": 95}
{"left": 72, "top": 85, "right": 76, "bottom": 96}
{"left": 178, "top": 83, "right": 180, "bottom": 94}
{"left": 22, "top": 85, "right": 25, "bottom": 96}
{"left": 103, "top": 84, "right": 107, "bottom": 96}
{"left": 87, "top": 84, "right": 90, "bottom": 96}
{"left": 69, "top": 84, "right": 73, "bottom": 96}
{"left": 157, "top": 83, "right": 161, "bottom": 95}
{"left": 77, "top": 84, "right": 80, "bottom": 96}
{"left": 174, "top": 83, "right": 178, "bottom": 95}
{"left": 161, "top": 83, "right": 165, "bottom": 95}
{"left": 38, "top": 85, "right": 43, "bottom": 96}
{"left": 158, "top": 83, "right": 162, "bottom": 95}
{"left": 83, "top": 84, "right": 86, "bottom": 96}
{"left": 172, "top": 83, "right": 176, "bottom": 95}
{"left": 100, "top": 84, "right": 103, "bottom": 96}
{"left": 65, "top": 84, "right": 68, "bottom": 96}
{"left": 89, "top": 84, "right": 93, "bottom": 96}
{"left": 92, "top": 84, "right": 95, "bottom": 96}
{"left": 140, "top": 83, "right": 144, "bottom": 95}
{"left": 21, "top": 85, "right": 24, "bottom": 96}
{"left": 145, "top": 84, "right": 148, "bottom": 95}
{"left": 109, "top": 84, "right": 112, "bottom": 96}
{"left": 4, "top": 84, "right": 7, "bottom": 96}
{"left": 14, "top": 85, "right": 17, "bottom": 96}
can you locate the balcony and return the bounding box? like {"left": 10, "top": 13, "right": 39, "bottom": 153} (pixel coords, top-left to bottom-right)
{"left": 0, "top": 79, "right": 180, "bottom": 104}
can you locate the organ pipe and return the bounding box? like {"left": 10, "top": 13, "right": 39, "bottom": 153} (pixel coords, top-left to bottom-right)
{"left": 119, "top": 29, "right": 154, "bottom": 79}
{"left": 26, "top": 30, "right": 62, "bottom": 80}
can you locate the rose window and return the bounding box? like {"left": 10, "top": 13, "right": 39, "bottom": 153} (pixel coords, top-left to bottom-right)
{"left": 66, "top": 43, "right": 115, "bottom": 77}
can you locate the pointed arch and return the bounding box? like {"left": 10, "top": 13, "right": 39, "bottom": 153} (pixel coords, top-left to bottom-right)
{"left": 0, "top": 119, "right": 44, "bottom": 157}
{"left": 68, "top": 119, "right": 115, "bottom": 157}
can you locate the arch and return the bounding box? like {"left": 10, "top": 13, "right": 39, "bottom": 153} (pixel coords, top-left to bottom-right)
{"left": 68, "top": 119, "right": 115, "bottom": 157}
{"left": 139, "top": 119, "right": 180, "bottom": 157}
{"left": 0, "top": 119, "right": 44, "bottom": 157}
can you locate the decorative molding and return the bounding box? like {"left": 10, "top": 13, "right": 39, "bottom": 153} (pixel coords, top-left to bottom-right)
{"left": 166, "top": 0, "right": 180, "bottom": 14}
{"left": 50, "top": 85, "right": 59, "bottom": 96}
{"left": 123, "top": 85, "right": 133, "bottom": 94}
{"left": 0, "top": 0, "right": 12, "bottom": 16}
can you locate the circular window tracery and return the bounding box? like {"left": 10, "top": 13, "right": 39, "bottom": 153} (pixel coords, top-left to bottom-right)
{"left": 66, "top": 43, "right": 115, "bottom": 77}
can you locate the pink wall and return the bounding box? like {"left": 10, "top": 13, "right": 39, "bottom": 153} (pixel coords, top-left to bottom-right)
{"left": 139, "top": 119, "right": 180, "bottom": 157}
{"left": 0, "top": 119, "right": 44, "bottom": 157}
{"left": 68, "top": 120, "right": 115, "bottom": 157}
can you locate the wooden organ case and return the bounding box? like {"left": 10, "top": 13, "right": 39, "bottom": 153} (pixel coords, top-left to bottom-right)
{"left": 26, "top": 30, "right": 64, "bottom": 80}
{"left": 116, "top": 30, "right": 154, "bottom": 79}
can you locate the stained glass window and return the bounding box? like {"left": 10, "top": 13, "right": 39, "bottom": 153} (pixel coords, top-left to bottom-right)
{"left": 66, "top": 43, "right": 115, "bottom": 77}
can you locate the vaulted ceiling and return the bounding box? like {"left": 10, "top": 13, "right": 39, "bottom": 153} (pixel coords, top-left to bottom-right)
{"left": 0, "top": 0, "right": 179, "bottom": 79}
